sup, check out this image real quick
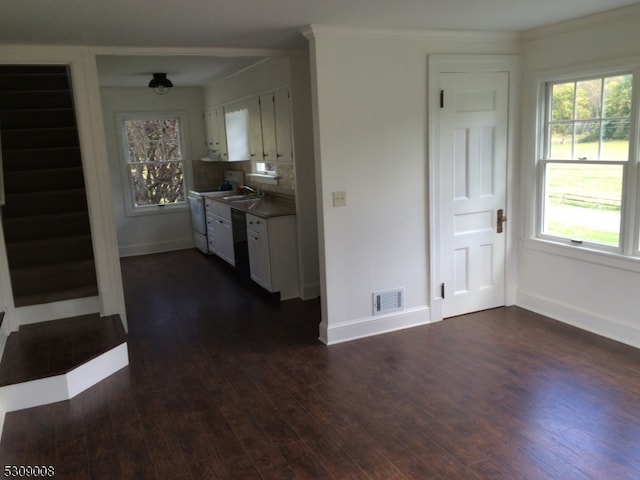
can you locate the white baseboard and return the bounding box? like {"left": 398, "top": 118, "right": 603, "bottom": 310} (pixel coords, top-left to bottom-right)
{"left": 119, "top": 238, "right": 194, "bottom": 257}
{"left": 517, "top": 291, "right": 640, "bottom": 350}
{"left": 0, "top": 342, "right": 129, "bottom": 414}
{"left": 17, "top": 296, "right": 101, "bottom": 326}
{"left": 320, "top": 306, "right": 431, "bottom": 345}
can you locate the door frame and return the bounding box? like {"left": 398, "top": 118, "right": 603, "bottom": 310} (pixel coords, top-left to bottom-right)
{"left": 427, "top": 54, "right": 520, "bottom": 322}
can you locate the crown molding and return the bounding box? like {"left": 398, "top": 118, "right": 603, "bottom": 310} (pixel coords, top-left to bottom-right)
{"left": 300, "top": 24, "right": 519, "bottom": 44}
{"left": 522, "top": 3, "right": 640, "bottom": 42}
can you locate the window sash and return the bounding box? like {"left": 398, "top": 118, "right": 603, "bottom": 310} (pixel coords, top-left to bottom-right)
{"left": 537, "top": 70, "right": 638, "bottom": 256}
{"left": 118, "top": 112, "right": 188, "bottom": 215}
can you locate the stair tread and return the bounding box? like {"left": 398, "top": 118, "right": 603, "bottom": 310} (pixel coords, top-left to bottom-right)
{"left": 0, "top": 313, "right": 125, "bottom": 386}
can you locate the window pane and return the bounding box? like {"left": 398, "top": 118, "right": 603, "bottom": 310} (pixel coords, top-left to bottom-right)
{"left": 127, "top": 142, "right": 146, "bottom": 163}
{"left": 551, "top": 83, "right": 575, "bottom": 121}
{"left": 147, "top": 141, "right": 163, "bottom": 162}
{"left": 129, "top": 162, "right": 185, "bottom": 206}
{"left": 574, "top": 120, "right": 601, "bottom": 159}
{"left": 543, "top": 162, "right": 622, "bottom": 246}
{"left": 164, "top": 140, "right": 182, "bottom": 160}
{"left": 603, "top": 75, "right": 632, "bottom": 120}
{"left": 548, "top": 123, "right": 574, "bottom": 159}
{"left": 575, "top": 78, "right": 602, "bottom": 120}
{"left": 125, "top": 120, "right": 145, "bottom": 143}
{"left": 144, "top": 120, "right": 164, "bottom": 141}
{"left": 602, "top": 119, "right": 630, "bottom": 160}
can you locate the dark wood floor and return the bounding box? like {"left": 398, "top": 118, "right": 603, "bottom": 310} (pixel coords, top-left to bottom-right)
{"left": 2, "top": 249, "right": 640, "bottom": 479}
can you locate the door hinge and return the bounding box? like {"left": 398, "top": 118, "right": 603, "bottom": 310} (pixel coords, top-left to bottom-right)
{"left": 440, "top": 90, "right": 444, "bottom": 108}
{"left": 441, "top": 282, "right": 445, "bottom": 299}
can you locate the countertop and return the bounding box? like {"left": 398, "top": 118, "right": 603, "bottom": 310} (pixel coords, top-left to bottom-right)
{"left": 206, "top": 194, "right": 296, "bottom": 218}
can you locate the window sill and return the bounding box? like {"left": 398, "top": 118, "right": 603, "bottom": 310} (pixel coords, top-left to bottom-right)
{"left": 522, "top": 237, "right": 640, "bottom": 274}
{"left": 246, "top": 173, "right": 279, "bottom": 185}
{"left": 124, "top": 203, "right": 189, "bottom": 218}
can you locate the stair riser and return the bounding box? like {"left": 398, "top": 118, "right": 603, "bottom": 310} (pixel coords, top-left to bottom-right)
{"left": 1, "top": 128, "right": 79, "bottom": 150}
{"left": 10, "top": 262, "right": 97, "bottom": 297}
{"left": 2, "top": 148, "right": 82, "bottom": 171}
{"left": 7, "top": 237, "right": 94, "bottom": 268}
{"left": 3, "top": 213, "right": 91, "bottom": 243}
{"left": 4, "top": 167, "right": 85, "bottom": 194}
{"left": 0, "top": 92, "right": 73, "bottom": 110}
{"left": 0, "top": 109, "right": 76, "bottom": 129}
{"left": 3, "top": 190, "right": 89, "bottom": 218}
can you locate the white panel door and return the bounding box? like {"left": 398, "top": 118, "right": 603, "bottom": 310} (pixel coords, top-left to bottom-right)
{"left": 439, "top": 71, "right": 509, "bottom": 318}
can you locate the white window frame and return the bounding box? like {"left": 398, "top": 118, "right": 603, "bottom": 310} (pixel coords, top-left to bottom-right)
{"left": 116, "top": 111, "right": 191, "bottom": 217}
{"left": 528, "top": 62, "right": 640, "bottom": 268}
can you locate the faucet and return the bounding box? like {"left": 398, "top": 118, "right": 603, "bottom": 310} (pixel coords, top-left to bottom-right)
{"left": 240, "top": 185, "right": 258, "bottom": 196}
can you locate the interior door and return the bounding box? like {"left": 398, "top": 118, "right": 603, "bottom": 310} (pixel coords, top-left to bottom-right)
{"left": 439, "top": 71, "right": 509, "bottom": 318}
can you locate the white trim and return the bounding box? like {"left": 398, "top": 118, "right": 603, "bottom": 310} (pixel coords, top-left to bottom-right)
{"left": 517, "top": 291, "right": 640, "bottom": 350}
{"left": 427, "top": 54, "right": 520, "bottom": 322}
{"left": 319, "top": 306, "right": 431, "bottom": 345}
{"left": 301, "top": 24, "right": 519, "bottom": 44}
{"left": 526, "top": 61, "right": 640, "bottom": 262}
{"left": 0, "top": 342, "right": 129, "bottom": 438}
{"left": 115, "top": 111, "right": 191, "bottom": 218}
{"left": 522, "top": 4, "right": 640, "bottom": 43}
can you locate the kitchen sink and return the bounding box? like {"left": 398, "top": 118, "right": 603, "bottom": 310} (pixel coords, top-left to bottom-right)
{"left": 222, "top": 195, "right": 251, "bottom": 202}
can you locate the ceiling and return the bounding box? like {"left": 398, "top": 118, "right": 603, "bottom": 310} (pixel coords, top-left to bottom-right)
{"left": 2, "top": 0, "right": 639, "bottom": 87}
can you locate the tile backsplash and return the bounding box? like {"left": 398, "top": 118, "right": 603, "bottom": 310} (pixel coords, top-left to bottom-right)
{"left": 191, "top": 159, "right": 296, "bottom": 196}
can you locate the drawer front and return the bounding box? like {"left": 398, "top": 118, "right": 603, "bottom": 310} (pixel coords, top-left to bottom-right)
{"left": 246, "top": 213, "right": 267, "bottom": 236}
{"left": 205, "top": 198, "right": 231, "bottom": 220}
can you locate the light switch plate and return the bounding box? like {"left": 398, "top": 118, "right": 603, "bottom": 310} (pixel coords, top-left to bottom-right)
{"left": 333, "top": 191, "right": 347, "bottom": 207}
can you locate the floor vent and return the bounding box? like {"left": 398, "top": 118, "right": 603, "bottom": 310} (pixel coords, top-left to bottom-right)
{"left": 373, "top": 288, "right": 404, "bottom": 316}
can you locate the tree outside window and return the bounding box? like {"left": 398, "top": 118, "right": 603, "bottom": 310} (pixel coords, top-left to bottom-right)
{"left": 121, "top": 115, "right": 186, "bottom": 211}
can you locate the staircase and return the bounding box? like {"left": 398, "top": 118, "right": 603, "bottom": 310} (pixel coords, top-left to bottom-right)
{"left": 0, "top": 65, "right": 98, "bottom": 307}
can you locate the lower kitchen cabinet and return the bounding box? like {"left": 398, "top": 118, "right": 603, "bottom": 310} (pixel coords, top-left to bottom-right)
{"left": 246, "top": 213, "right": 299, "bottom": 300}
{"left": 205, "top": 198, "right": 235, "bottom": 266}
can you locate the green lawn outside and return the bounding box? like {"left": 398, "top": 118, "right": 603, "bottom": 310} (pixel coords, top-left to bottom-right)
{"left": 544, "top": 140, "right": 626, "bottom": 245}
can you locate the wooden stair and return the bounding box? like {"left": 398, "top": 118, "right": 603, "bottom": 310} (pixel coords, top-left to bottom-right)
{"left": 0, "top": 65, "right": 98, "bottom": 307}
{"left": 0, "top": 314, "right": 129, "bottom": 425}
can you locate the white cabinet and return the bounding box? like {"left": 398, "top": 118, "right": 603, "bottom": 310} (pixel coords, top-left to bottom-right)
{"left": 224, "top": 100, "right": 251, "bottom": 162}
{"left": 205, "top": 107, "right": 228, "bottom": 160}
{"left": 247, "top": 96, "right": 263, "bottom": 161}
{"left": 246, "top": 213, "right": 299, "bottom": 300}
{"left": 205, "top": 198, "right": 234, "bottom": 265}
{"left": 273, "top": 89, "right": 293, "bottom": 163}
{"left": 258, "top": 88, "right": 293, "bottom": 164}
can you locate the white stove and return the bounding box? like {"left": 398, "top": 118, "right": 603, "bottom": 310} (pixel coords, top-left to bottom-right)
{"left": 188, "top": 171, "right": 244, "bottom": 254}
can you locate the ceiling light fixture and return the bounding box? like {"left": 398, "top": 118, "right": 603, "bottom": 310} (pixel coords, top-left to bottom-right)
{"left": 148, "top": 73, "right": 173, "bottom": 95}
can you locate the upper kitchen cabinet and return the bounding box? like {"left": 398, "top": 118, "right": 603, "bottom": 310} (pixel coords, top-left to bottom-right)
{"left": 204, "top": 107, "right": 228, "bottom": 160}
{"left": 259, "top": 88, "right": 293, "bottom": 164}
{"left": 224, "top": 100, "right": 251, "bottom": 162}
{"left": 247, "top": 96, "right": 263, "bottom": 161}
{"left": 274, "top": 89, "right": 293, "bottom": 163}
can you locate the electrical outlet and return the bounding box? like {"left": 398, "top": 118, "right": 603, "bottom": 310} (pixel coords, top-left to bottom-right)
{"left": 333, "top": 191, "right": 347, "bottom": 207}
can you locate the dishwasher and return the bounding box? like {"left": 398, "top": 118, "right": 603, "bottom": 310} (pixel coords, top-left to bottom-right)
{"left": 231, "top": 208, "right": 250, "bottom": 278}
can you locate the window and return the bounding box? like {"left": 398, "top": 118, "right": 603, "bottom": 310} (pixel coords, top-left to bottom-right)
{"left": 119, "top": 113, "right": 188, "bottom": 214}
{"left": 538, "top": 71, "right": 636, "bottom": 253}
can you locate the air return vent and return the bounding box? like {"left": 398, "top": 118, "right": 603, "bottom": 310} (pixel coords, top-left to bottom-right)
{"left": 372, "top": 288, "right": 404, "bottom": 316}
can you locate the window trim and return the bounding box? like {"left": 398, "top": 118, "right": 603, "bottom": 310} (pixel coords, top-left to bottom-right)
{"left": 116, "top": 111, "right": 191, "bottom": 217}
{"left": 531, "top": 64, "right": 640, "bottom": 260}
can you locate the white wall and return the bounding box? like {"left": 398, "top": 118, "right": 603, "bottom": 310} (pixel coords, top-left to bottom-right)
{"left": 518, "top": 6, "right": 640, "bottom": 348}
{"left": 100, "top": 87, "right": 206, "bottom": 256}
{"left": 304, "top": 26, "right": 520, "bottom": 343}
